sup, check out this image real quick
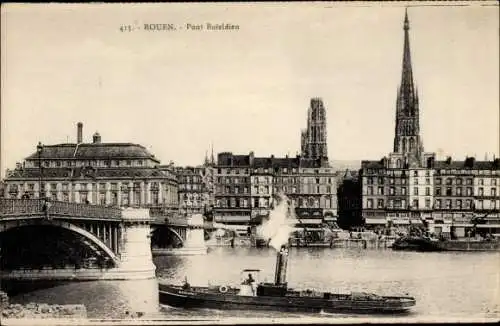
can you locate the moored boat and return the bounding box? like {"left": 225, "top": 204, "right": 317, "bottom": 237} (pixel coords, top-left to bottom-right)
{"left": 391, "top": 235, "right": 500, "bottom": 252}
{"left": 159, "top": 245, "right": 416, "bottom": 314}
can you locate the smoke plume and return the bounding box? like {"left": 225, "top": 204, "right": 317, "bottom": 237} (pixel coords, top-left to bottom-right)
{"left": 256, "top": 193, "right": 294, "bottom": 251}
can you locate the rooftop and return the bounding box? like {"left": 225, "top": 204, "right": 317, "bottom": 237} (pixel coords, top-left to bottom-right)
{"left": 25, "top": 143, "right": 159, "bottom": 163}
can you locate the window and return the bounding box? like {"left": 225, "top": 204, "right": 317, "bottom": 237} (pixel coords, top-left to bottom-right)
{"left": 414, "top": 178, "right": 418, "bottom": 185}
{"left": 466, "top": 200, "right": 472, "bottom": 209}
{"left": 456, "top": 187, "right": 462, "bottom": 196}
{"left": 367, "top": 177, "right": 374, "bottom": 185}
{"left": 235, "top": 186, "right": 239, "bottom": 194}
{"left": 425, "top": 199, "right": 431, "bottom": 208}
{"left": 456, "top": 199, "right": 462, "bottom": 209}
{"left": 377, "top": 186, "right": 384, "bottom": 195}
{"left": 436, "top": 178, "right": 442, "bottom": 185}
{"left": 377, "top": 199, "right": 384, "bottom": 208}
{"left": 389, "top": 199, "right": 394, "bottom": 208}
{"left": 390, "top": 178, "right": 394, "bottom": 184}
{"left": 402, "top": 187, "right": 407, "bottom": 195}
{"left": 492, "top": 188, "right": 497, "bottom": 197}
{"left": 378, "top": 177, "right": 384, "bottom": 184}
{"left": 456, "top": 178, "right": 462, "bottom": 185}
{"left": 413, "top": 171, "right": 418, "bottom": 177}
{"left": 390, "top": 187, "right": 395, "bottom": 195}
{"left": 122, "top": 192, "right": 129, "bottom": 206}
{"left": 466, "top": 178, "right": 473, "bottom": 185}
{"left": 479, "top": 179, "right": 484, "bottom": 186}
{"left": 425, "top": 187, "right": 430, "bottom": 196}
{"left": 368, "top": 186, "right": 374, "bottom": 195}
{"left": 367, "top": 199, "right": 374, "bottom": 209}
{"left": 414, "top": 187, "right": 418, "bottom": 196}
{"left": 446, "top": 178, "right": 452, "bottom": 185}
{"left": 99, "top": 193, "right": 106, "bottom": 205}
{"left": 425, "top": 178, "right": 430, "bottom": 185}
{"left": 445, "top": 199, "right": 452, "bottom": 209}
{"left": 479, "top": 187, "right": 484, "bottom": 196}
{"left": 466, "top": 187, "right": 473, "bottom": 196}
{"left": 435, "top": 199, "right": 441, "bottom": 209}
{"left": 401, "top": 199, "right": 406, "bottom": 208}
{"left": 402, "top": 178, "right": 407, "bottom": 185}
{"left": 412, "top": 199, "right": 419, "bottom": 208}
{"left": 477, "top": 200, "right": 483, "bottom": 209}
{"left": 446, "top": 187, "right": 452, "bottom": 196}
{"left": 493, "top": 179, "right": 497, "bottom": 186}
{"left": 425, "top": 170, "right": 430, "bottom": 177}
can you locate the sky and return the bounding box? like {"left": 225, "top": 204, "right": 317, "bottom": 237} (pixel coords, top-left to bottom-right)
{"left": 1, "top": 3, "right": 499, "bottom": 176}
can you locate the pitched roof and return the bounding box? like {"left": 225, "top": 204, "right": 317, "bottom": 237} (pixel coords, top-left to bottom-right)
{"left": 25, "top": 143, "right": 159, "bottom": 162}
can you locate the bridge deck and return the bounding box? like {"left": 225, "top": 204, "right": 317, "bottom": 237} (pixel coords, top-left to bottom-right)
{"left": 0, "top": 199, "right": 122, "bottom": 221}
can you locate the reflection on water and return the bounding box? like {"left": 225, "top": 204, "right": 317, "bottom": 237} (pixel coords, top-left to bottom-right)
{"left": 9, "top": 247, "right": 500, "bottom": 320}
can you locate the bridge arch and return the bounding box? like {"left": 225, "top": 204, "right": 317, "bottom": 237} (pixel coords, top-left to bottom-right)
{"left": 150, "top": 226, "right": 185, "bottom": 248}
{"left": 0, "top": 219, "right": 119, "bottom": 266}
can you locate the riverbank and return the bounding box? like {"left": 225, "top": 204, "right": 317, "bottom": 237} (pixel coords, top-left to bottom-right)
{"left": 1, "top": 302, "right": 87, "bottom": 319}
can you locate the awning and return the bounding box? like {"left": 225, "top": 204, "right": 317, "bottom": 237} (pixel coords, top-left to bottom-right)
{"left": 477, "top": 224, "right": 500, "bottom": 228}
{"left": 452, "top": 224, "right": 473, "bottom": 227}
{"left": 365, "top": 218, "right": 387, "bottom": 225}
{"left": 410, "top": 219, "right": 423, "bottom": 224}
{"left": 219, "top": 224, "right": 249, "bottom": 231}
{"left": 215, "top": 216, "right": 251, "bottom": 223}
{"left": 393, "top": 220, "right": 410, "bottom": 225}
{"left": 297, "top": 219, "right": 323, "bottom": 225}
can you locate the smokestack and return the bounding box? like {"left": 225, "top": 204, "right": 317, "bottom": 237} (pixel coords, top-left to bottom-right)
{"left": 77, "top": 122, "right": 83, "bottom": 144}
{"left": 274, "top": 245, "right": 289, "bottom": 285}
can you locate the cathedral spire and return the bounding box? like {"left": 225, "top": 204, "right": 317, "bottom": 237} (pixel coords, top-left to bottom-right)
{"left": 393, "top": 9, "right": 423, "bottom": 165}
{"left": 400, "top": 7, "right": 415, "bottom": 107}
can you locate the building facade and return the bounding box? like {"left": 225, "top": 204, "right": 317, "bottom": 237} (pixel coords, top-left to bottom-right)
{"left": 175, "top": 163, "right": 215, "bottom": 216}
{"left": 2, "top": 123, "right": 178, "bottom": 216}
{"left": 213, "top": 152, "right": 337, "bottom": 226}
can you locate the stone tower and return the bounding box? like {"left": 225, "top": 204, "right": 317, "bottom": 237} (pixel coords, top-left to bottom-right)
{"left": 393, "top": 10, "right": 424, "bottom": 167}
{"left": 301, "top": 98, "right": 328, "bottom": 161}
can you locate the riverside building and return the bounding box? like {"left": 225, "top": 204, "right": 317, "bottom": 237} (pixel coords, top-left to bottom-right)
{"left": 358, "top": 11, "right": 500, "bottom": 237}
{"left": 175, "top": 152, "right": 216, "bottom": 216}
{"left": 213, "top": 152, "right": 338, "bottom": 228}
{"left": 2, "top": 123, "right": 179, "bottom": 216}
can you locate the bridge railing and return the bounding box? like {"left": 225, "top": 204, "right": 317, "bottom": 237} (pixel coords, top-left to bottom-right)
{"left": 0, "top": 198, "right": 122, "bottom": 220}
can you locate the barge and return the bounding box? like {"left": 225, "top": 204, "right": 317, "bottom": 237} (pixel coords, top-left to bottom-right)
{"left": 391, "top": 236, "right": 500, "bottom": 252}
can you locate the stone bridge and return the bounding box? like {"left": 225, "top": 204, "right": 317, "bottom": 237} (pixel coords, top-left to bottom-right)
{"left": 0, "top": 198, "right": 206, "bottom": 283}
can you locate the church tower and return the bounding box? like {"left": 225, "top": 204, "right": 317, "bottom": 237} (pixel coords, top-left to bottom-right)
{"left": 301, "top": 98, "right": 328, "bottom": 162}
{"left": 393, "top": 10, "right": 424, "bottom": 166}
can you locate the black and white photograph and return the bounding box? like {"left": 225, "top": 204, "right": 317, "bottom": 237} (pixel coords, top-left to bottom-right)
{"left": 0, "top": 2, "right": 498, "bottom": 324}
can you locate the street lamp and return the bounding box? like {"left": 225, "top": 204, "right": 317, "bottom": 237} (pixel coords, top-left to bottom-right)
{"left": 36, "top": 142, "right": 44, "bottom": 199}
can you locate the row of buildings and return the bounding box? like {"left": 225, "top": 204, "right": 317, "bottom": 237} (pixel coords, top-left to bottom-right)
{"left": 2, "top": 11, "right": 499, "bottom": 238}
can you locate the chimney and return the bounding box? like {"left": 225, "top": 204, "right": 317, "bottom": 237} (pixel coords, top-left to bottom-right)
{"left": 77, "top": 122, "right": 83, "bottom": 144}
{"left": 274, "top": 245, "right": 289, "bottom": 285}
{"left": 92, "top": 132, "right": 101, "bottom": 144}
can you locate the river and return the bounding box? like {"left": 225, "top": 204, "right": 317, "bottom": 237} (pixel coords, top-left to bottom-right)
{"left": 9, "top": 247, "right": 500, "bottom": 322}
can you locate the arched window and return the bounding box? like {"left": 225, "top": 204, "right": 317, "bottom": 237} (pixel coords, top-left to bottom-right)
{"left": 396, "top": 159, "right": 402, "bottom": 169}
{"left": 409, "top": 138, "right": 415, "bottom": 151}
{"left": 402, "top": 138, "right": 407, "bottom": 153}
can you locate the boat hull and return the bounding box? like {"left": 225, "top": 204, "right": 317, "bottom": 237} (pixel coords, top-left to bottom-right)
{"left": 159, "top": 284, "right": 415, "bottom": 314}
{"left": 392, "top": 237, "right": 500, "bottom": 252}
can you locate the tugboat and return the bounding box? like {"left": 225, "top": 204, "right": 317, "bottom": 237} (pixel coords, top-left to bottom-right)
{"left": 158, "top": 245, "right": 416, "bottom": 314}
